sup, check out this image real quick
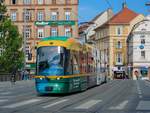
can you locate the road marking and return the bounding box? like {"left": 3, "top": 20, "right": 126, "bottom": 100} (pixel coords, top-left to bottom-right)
{"left": 75, "top": 100, "right": 102, "bottom": 109}
{"left": 139, "top": 95, "right": 143, "bottom": 99}
{"left": 0, "top": 96, "right": 15, "bottom": 99}
{"left": 0, "top": 92, "right": 12, "bottom": 95}
{"left": 136, "top": 81, "right": 143, "bottom": 99}
{"left": 136, "top": 101, "right": 150, "bottom": 110}
{"left": 145, "top": 81, "right": 150, "bottom": 87}
{"left": 43, "top": 99, "right": 68, "bottom": 108}
{"left": 109, "top": 100, "right": 128, "bottom": 110}
{"left": 138, "top": 91, "right": 142, "bottom": 95}
{"left": 2, "top": 99, "right": 41, "bottom": 108}
{"left": 0, "top": 99, "right": 8, "bottom": 102}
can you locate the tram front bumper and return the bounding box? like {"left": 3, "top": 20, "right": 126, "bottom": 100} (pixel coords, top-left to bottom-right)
{"left": 35, "top": 82, "right": 69, "bottom": 94}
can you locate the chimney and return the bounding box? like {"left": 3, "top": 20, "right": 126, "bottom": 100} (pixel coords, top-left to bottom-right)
{"left": 122, "top": 2, "right": 127, "bottom": 9}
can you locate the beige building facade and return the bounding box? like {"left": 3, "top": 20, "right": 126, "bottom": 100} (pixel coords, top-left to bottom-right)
{"left": 95, "top": 6, "right": 144, "bottom": 79}
{"left": 4, "top": 0, "right": 78, "bottom": 73}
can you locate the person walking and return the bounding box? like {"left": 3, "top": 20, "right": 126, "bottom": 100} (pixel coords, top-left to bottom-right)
{"left": 11, "top": 69, "right": 16, "bottom": 85}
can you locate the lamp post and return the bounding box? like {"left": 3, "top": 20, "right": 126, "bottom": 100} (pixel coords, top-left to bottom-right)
{"left": 23, "top": 8, "right": 27, "bottom": 71}
{"left": 146, "top": 2, "right": 150, "bottom": 12}
{"left": 145, "top": 2, "right": 150, "bottom": 80}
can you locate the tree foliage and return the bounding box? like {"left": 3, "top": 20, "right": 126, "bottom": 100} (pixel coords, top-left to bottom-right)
{"left": 0, "top": 2, "right": 24, "bottom": 73}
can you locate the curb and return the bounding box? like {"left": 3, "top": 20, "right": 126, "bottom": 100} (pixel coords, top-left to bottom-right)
{"left": 146, "top": 80, "right": 150, "bottom": 82}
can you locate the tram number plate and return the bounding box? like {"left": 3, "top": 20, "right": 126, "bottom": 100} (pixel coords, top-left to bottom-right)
{"left": 45, "top": 86, "right": 53, "bottom": 91}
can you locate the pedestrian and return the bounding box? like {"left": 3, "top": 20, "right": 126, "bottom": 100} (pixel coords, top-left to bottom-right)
{"left": 11, "top": 69, "right": 16, "bottom": 85}
{"left": 25, "top": 70, "right": 29, "bottom": 80}
{"left": 134, "top": 71, "right": 139, "bottom": 80}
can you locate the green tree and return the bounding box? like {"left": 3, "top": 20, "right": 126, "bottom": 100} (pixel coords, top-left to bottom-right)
{"left": 0, "top": 1, "right": 24, "bottom": 73}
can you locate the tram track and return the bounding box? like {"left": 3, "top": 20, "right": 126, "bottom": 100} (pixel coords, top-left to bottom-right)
{"left": 55, "top": 80, "right": 125, "bottom": 113}
{"left": 2, "top": 80, "right": 124, "bottom": 113}
{"left": 43, "top": 80, "right": 125, "bottom": 113}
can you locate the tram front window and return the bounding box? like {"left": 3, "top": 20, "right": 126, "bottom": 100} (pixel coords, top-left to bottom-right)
{"left": 37, "top": 46, "right": 65, "bottom": 76}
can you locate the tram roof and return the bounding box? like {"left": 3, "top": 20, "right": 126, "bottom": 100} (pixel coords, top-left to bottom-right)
{"left": 37, "top": 36, "right": 83, "bottom": 51}
{"left": 41, "top": 36, "right": 69, "bottom": 41}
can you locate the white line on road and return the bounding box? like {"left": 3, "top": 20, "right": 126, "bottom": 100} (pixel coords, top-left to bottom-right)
{"left": 136, "top": 81, "right": 143, "bottom": 99}
{"left": 43, "top": 99, "right": 68, "bottom": 108}
{"left": 0, "top": 99, "right": 8, "bottom": 102}
{"left": 109, "top": 100, "right": 128, "bottom": 110}
{"left": 2, "top": 99, "right": 41, "bottom": 108}
{"left": 75, "top": 100, "right": 102, "bottom": 109}
{"left": 0, "top": 96, "right": 15, "bottom": 99}
{"left": 139, "top": 95, "right": 143, "bottom": 99}
{"left": 136, "top": 101, "right": 150, "bottom": 110}
{"left": 0, "top": 92, "right": 12, "bottom": 95}
{"left": 138, "top": 91, "right": 142, "bottom": 95}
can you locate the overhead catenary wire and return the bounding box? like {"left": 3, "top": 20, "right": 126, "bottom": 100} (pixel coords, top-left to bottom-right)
{"left": 104, "top": 0, "right": 113, "bottom": 9}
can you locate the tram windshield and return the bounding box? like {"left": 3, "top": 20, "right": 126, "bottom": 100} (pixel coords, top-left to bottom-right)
{"left": 37, "top": 46, "right": 65, "bottom": 76}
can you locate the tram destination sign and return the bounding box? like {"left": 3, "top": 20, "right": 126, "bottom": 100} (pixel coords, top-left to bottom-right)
{"left": 35, "top": 21, "right": 75, "bottom": 26}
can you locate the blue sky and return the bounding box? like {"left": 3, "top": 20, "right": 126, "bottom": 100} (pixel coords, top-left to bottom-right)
{"left": 79, "top": 0, "right": 149, "bottom": 23}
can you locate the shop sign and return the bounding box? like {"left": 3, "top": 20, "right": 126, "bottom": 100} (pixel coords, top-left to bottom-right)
{"left": 35, "top": 21, "right": 75, "bottom": 26}
{"left": 26, "top": 64, "right": 36, "bottom": 69}
{"left": 139, "top": 45, "right": 144, "bottom": 49}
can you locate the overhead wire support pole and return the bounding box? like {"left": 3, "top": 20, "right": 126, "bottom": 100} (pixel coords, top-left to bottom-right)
{"left": 23, "top": 8, "right": 27, "bottom": 72}
{"left": 105, "top": 0, "right": 113, "bottom": 9}
{"left": 145, "top": 2, "right": 150, "bottom": 13}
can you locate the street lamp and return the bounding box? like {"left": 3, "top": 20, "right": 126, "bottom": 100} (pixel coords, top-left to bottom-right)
{"left": 23, "top": 8, "right": 27, "bottom": 71}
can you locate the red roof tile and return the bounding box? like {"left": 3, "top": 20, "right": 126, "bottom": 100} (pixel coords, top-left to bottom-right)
{"left": 109, "top": 7, "right": 138, "bottom": 24}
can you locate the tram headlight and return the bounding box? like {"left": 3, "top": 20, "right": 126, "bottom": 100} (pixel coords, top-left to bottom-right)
{"left": 40, "top": 78, "right": 43, "bottom": 80}
{"left": 56, "top": 77, "right": 60, "bottom": 80}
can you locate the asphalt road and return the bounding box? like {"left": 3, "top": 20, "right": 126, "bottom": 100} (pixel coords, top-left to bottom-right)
{"left": 0, "top": 80, "right": 150, "bottom": 113}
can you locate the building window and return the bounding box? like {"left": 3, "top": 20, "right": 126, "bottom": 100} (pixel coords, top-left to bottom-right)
{"left": 65, "top": 27, "right": 72, "bottom": 37}
{"left": 141, "top": 39, "right": 145, "bottom": 45}
{"left": 23, "top": 10, "right": 32, "bottom": 21}
{"left": 140, "top": 35, "right": 145, "bottom": 38}
{"left": 65, "top": 11, "right": 71, "bottom": 20}
{"left": 25, "top": 46, "right": 30, "bottom": 55}
{"left": 12, "top": 0, "right": 17, "bottom": 4}
{"left": 51, "top": 27, "right": 58, "bottom": 36}
{"left": 38, "top": 0, "right": 43, "bottom": 4}
{"left": 116, "top": 52, "right": 122, "bottom": 63}
{"left": 141, "top": 51, "right": 145, "bottom": 59}
{"left": 117, "top": 41, "right": 122, "bottom": 48}
{"left": 141, "top": 28, "right": 146, "bottom": 31}
{"left": 37, "top": 11, "right": 44, "bottom": 21}
{"left": 23, "top": 0, "right": 31, "bottom": 4}
{"left": 24, "top": 26, "right": 31, "bottom": 39}
{"left": 51, "top": 12, "right": 58, "bottom": 21}
{"left": 116, "top": 26, "right": 123, "bottom": 36}
{"left": 25, "top": 46, "right": 32, "bottom": 61}
{"left": 38, "top": 29, "right": 44, "bottom": 38}
{"left": 52, "top": 0, "right": 56, "bottom": 4}
{"left": 65, "top": 0, "right": 71, "bottom": 4}
{"left": 10, "top": 11, "right": 17, "bottom": 21}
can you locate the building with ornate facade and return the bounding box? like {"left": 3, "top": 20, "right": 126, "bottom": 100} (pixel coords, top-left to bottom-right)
{"left": 95, "top": 4, "right": 144, "bottom": 79}
{"left": 127, "top": 16, "right": 150, "bottom": 80}
{"left": 4, "top": 0, "right": 78, "bottom": 73}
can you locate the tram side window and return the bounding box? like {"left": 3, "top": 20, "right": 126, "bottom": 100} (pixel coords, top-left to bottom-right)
{"left": 64, "top": 50, "right": 73, "bottom": 75}
{"left": 72, "top": 52, "right": 80, "bottom": 74}
{"left": 79, "top": 52, "right": 84, "bottom": 74}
